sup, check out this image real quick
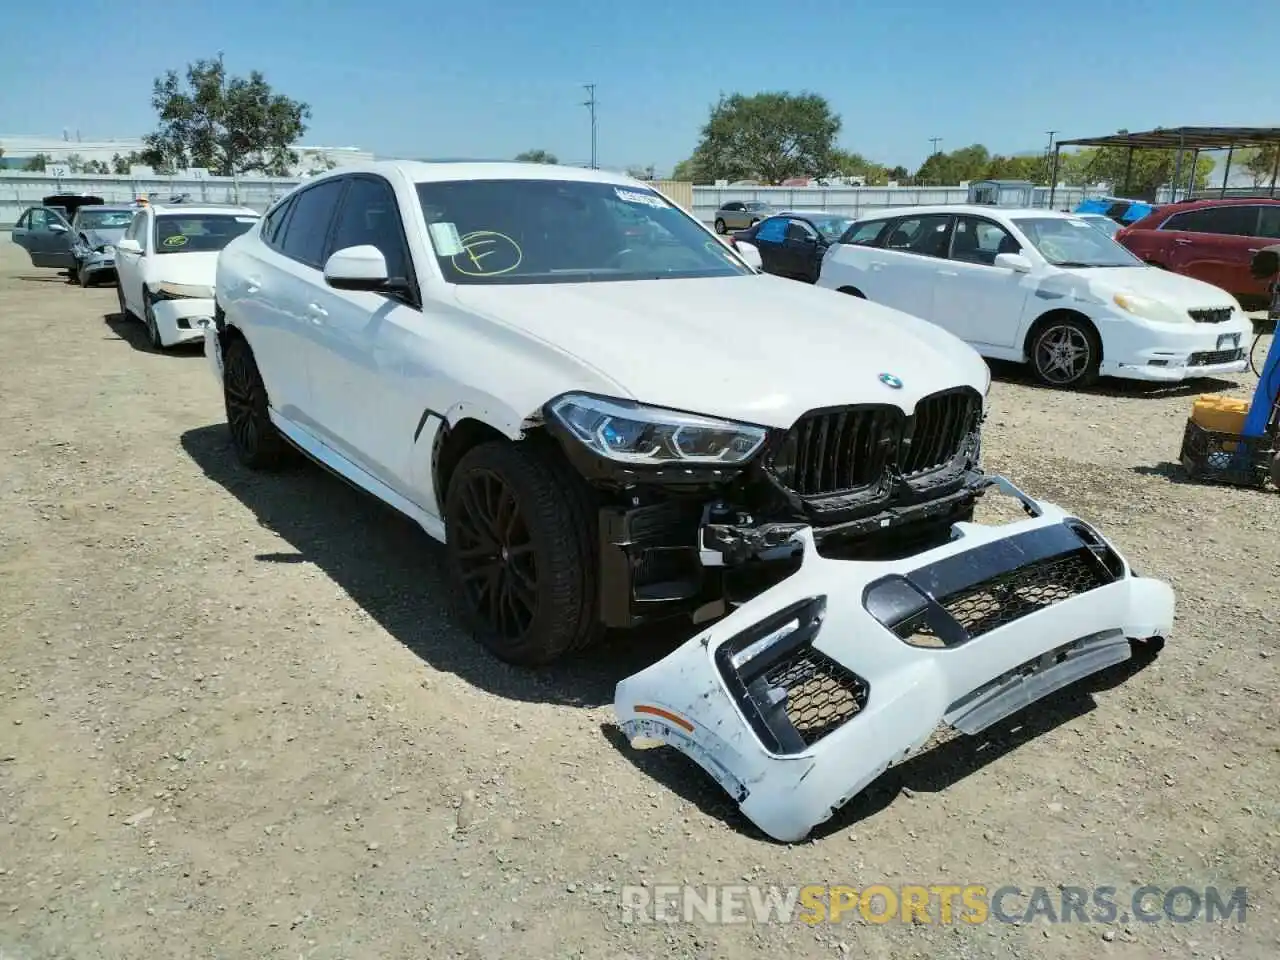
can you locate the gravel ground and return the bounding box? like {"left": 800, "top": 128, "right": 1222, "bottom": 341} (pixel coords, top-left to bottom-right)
{"left": 1, "top": 241, "right": 1278, "bottom": 960}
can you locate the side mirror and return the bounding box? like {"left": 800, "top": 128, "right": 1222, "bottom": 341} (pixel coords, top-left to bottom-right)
{"left": 994, "top": 252, "right": 1032, "bottom": 273}
{"left": 48, "top": 222, "right": 68, "bottom": 233}
{"left": 117, "top": 238, "right": 142, "bottom": 254}
{"left": 324, "top": 244, "right": 390, "bottom": 291}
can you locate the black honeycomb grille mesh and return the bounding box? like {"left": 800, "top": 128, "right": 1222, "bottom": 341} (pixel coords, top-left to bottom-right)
{"left": 761, "top": 648, "right": 869, "bottom": 747}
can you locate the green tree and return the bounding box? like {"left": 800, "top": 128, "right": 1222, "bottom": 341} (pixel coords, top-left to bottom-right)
{"left": 514, "top": 149, "right": 558, "bottom": 164}
{"left": 23, "top": 153, "right": 51, "bottom": 172}
{"left": 143, "top": 54, "right": 310, "bottom": 176}
{"left": 626, "top": 164, "right": 656, "bottom": 180}
{"left": 1244, "top": 145, "right": 1280, "bottom": 187}
{"left": 914, "top": 144, "right": 992, "bottom": 185}
{"left": 886, "top": 165, "right": 910, "bottom": 183}
{"left": 81, "top": 159, "right": 111, "bottom": 174}
{"left": 688, "top": 91, "right": 841, "bottom": 184}
{"left": 64, "top": 152, "right": 85, "bottom": 173}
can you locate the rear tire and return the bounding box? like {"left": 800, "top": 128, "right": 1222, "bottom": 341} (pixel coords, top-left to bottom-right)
{"left": 222, "top": 336, "right": 292, "bottom": 470}
{"left": 838, "top": 286, "right": 866, "bottom": 298}
{"left": 714, "top": 218, "right": 727, "bottom": 234}
{"left": 444, "top": 440, "right": 600, "bottom": 666}
{"left": 1029, "top": 316, "right": 1101, "bottom": 389}
{"left": 1270, "top": 451, "right": 1280, "bottom": 490}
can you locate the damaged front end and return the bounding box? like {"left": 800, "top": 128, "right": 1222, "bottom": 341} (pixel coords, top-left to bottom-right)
{"left": 613, "top": 477, "right": 1174, "bottom": 843}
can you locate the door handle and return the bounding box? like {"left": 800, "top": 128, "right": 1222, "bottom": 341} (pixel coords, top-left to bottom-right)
{"left": 1173, "top": 238, "right": 1193, "bottom": 245}
{"left": 1248, "top": 248, "right": 1261, "bottom": 254}
{"left": 306, "top": 303, "right": 328, "bottom": 325}
{"left": 245, "top": 276, "right": 262, "bottom": 293}
{"left": 938, "top": 269, "right": 959, "bottom": 277}
{"left": 870, "top": 262, "right": 885, "bottom": 271}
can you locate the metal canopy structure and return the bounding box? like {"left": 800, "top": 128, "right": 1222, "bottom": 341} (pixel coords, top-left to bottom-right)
{"left": 1048, "top": 125, "right": 1280, "bottom": 207}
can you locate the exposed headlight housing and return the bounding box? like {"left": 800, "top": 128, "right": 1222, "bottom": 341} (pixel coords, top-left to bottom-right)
{"left": 156, "top": 281, "right": 215, "bottom": 300}
{"left": 548, "top": 393, "right": 767, "bottom": 465}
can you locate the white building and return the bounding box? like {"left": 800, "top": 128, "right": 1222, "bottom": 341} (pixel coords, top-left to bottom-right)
{"left": 0, "top": 133, "right": 373, "bottom": 176}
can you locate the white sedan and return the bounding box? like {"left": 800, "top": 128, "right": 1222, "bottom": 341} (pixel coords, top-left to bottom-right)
{"left": 817, "top": 205, "right": 1252, "bottom": 388}
{"left": 114, "top": 203, "right": 260, "bottom": 349}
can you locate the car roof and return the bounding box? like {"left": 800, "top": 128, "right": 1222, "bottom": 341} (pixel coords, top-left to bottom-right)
{"left": 148, "top": 204, "right": 259, "bottom": 216}
{"left": 774, "top": 210, "right": 850, "bottom": 219}
{"left": 1155, "top": 196, "right": 1280, "bottom": 210}
{"left": 300, "top": 159, "right": 654, "bottom": 189}
{"left": 856, "top": 204, "right": 1078, "bottom": 221}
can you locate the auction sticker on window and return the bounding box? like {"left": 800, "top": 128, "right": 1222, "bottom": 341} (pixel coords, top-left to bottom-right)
{"left": 162, "top": 235, "right": 188, "bottom": 247}
{"left": 428, "top": 221, "right": 465, "bottom": 256}
{"left": 615, "top": 188, "right": 668, "bottom": 209}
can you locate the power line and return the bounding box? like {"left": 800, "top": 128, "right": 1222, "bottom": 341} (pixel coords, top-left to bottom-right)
{"left": 582, "top": 84, "right": 598, "bottom": 170}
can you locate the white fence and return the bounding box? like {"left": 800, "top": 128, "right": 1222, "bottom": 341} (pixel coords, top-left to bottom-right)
{"left": 0, "top": 172, "right": 300, "bottom": 225}
{"left": 2, "top": 171, "right": 1170, "bottom": 228}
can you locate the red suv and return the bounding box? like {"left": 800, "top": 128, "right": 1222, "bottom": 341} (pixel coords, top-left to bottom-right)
{"left": 1117, "top": 198, "right": 1280, "bottom": 309}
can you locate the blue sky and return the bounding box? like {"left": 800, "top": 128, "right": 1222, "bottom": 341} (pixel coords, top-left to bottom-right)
{"left": 1, "top": 0, "right": 1276, "bottom": 174}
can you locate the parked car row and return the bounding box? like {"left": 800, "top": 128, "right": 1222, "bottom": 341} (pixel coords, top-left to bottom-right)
{"left": 10, "top": 195, "right": 260, "bottom": 348}
{"left": 9, "top": 162, "right": 1176, "bottom": 843}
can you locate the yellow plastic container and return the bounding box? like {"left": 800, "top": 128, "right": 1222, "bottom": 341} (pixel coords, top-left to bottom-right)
{"left": 1191, "top": 395, "right": 1250, "bottom": 434}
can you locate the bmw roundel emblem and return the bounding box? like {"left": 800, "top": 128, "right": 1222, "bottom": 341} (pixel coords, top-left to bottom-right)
{"left": 879, "top": 372, "right": 903, "bottom": 389}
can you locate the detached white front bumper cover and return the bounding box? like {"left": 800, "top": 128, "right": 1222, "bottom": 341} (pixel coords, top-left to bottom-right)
{"left": 614, "top": 477, "right": 1175, "bottom": 843}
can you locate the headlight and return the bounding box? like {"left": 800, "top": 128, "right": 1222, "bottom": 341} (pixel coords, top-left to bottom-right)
{"left": 157, "top": 281, "right": 215, "bottom": 300}
{"left": 548, "top": 393, "right": 767, "bottom": 465}
{"left": 1112, "top": 292, "right": 1182, "bottom": 322}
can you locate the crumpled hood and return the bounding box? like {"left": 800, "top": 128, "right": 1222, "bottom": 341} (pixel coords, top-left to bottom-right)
{"left": 1075, "top": 266, "right": 1240, "bottom": 309}
{"left": 79, "top": 227, "right": 126, "bottom": 250}
{"left": 452, "top": 274, "right": 990, "bottom": 428}
{"left": 154, "top": 251, "right": 221, "bottom": 287}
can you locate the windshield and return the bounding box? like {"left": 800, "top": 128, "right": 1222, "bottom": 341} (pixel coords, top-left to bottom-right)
{"left": 808, "top": 215, "right": 855, "bottom": 240}
{"left": 415, "top": 179, "right": 754, "bottom": 284}
{"left": 745, "top": 202, "right": 772, "bottom": 211}
{"left": 1080, "top": 215, "right": 1121, "bottom": 239}
{"left": 1012, "top": 216, "right": 1142, "bottom": 268}
{"left": 153, "top": 214, "right": 258, "bottom": 254}
{"left": 77, "top": 209, "right": 134, "bottom": 230}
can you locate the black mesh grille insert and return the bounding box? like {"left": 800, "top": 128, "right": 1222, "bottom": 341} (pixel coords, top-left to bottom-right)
{"left": 901, "top": 389, "right": 981, "bottom": 476}
{"left": 932, "top": 551, "right": 1110, "bottom": 639}
{"left": 760, "top": 648, "right": 869, "bottom": 747}
{"left": 1188, "top": 308, "right": 1232, "bottom": 324}
{"left": 1189, "top": 348, "right": 1244, "bottom": 367}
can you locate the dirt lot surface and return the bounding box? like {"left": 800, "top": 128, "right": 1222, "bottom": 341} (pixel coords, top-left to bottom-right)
{"left": 1, "top": 240, "right": 1278, "bottom": 960}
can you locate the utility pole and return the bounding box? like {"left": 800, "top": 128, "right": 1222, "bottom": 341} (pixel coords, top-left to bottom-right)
{"left": 1044, "top": 130, "right": 1058, "bottom": 186}
{"left": 582, "top": 84, "right": 598, "bottom": 170}
{"left": 929, "top": 137, "right": 942, "bottom": 156}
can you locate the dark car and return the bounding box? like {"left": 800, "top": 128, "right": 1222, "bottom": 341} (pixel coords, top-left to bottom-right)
{"left": 1117, "top": 197, "right": 1280, "bottom": 309}
{"left": 69, "top": 205, "right": 135, "bottom": 286}
{"left": 731, "top": 210, "right": 855, "bottom": 283}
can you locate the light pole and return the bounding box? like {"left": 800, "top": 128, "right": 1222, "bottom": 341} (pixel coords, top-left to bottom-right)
{"left": 929, "top": 137, "right": 942, "bottom": 156}
{"left": 582, "top": 83, "right": 598, "bottom": 170}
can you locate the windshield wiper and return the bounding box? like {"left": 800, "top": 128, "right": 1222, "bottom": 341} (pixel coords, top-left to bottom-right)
{"left": 1052, "top": 260, "right": 1127, "bottom": 268}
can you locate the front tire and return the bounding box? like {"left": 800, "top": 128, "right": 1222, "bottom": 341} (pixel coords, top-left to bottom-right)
{"left": 143, "top": 298, "right": 164, "bottom": 351}
{"left": 115, "top": 282, "right": 133, "bottom": 320}
{"left": 1029, "top": 317, "right": 1101, "bottom": 389}
{"left": 222, "top": 336, "right": 292, "bottom": 470}
{"left": 714, "top": 218, "right": 727, "bottom": 234}
{"left": 444, "top": 441, "right": 600, "bottom": 666}
{"left": 78, "top": 266, "right": 92, "bottom": 288}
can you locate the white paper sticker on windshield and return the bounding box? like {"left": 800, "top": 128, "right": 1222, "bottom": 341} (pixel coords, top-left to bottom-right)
{"left": 1065, "top": 219, "right": 1092, "bottom": 228}
{"left": 615, "top": 188, "right": 667, "bottom": 209}
{"left": 235, "top": 216, "right": 259, "bottom": 223}
{"left": 428, "top": 221, "right": 466, "bottom": 256}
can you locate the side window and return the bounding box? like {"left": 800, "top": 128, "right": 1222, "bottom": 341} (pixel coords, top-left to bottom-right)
{"left": 1258, "top": 206, "right": 1280, "bottom": 240}
{"left": 1163, "top": 206, "right": 1257, "bottom": 236}
{"left": 16, "top": 211, "right": 29, "bottom": 229}
{"left": 277, "top": 180, "right": 346, "bottom": 268}
{"left": 125, "top": 213, "right": 144, "bottom": 244}
{"left": 29, "top": 209, "right": 51, "bottom": 230}
{"left": 786, "top": 219, "right": 818, "bottom": 242}
{"left": 328, "top": 176, "right": 411, "bottom": 281}
{"left": 950, "top": 217, "right": 1018, "bottom": 265}
{"left": 260, "top": 197, "right": 294, "bottom": 249}
{"left": 883, "top": 214, "right": 953, "bottom": 258}
{"left": 839, "top": 220, "right": 889, "bottom": 246}
{"left": 755, "top": 217, "right": 788, "bottom": 243}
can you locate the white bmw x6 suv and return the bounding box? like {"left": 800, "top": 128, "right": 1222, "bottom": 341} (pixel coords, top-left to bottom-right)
{"left": 209, "top": 161, "right": 1172, "bottom": 834}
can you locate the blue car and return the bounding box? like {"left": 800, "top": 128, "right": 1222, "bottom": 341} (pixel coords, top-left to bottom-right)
{"left": 1073, "top": 197, "right": 1156, "bottom": 224}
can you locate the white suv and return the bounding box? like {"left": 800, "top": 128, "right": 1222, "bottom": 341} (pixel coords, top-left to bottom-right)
{"left": 209, "top": 162, "right": 1172, "bottom": 837}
